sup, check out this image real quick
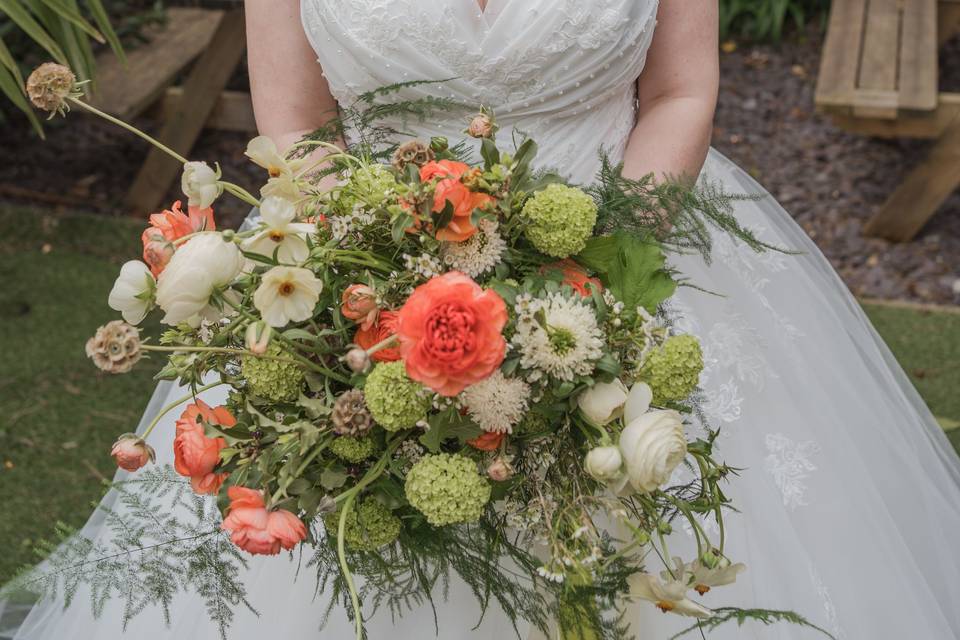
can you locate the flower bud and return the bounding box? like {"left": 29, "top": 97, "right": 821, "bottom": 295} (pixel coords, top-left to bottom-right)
{"left": 245, "top": 321, "right": 272, "bottom": 355}
{"left": 699, "top": 550, "right": 720, "bottom": 570}
{"left": 430, "top": 136, "right": 449, "bottom": 153}
{"left": 466, "top": 113, "right": 497, "bottom": 139}
{"left": 110, "top": 434, "right": 155, "bottom": 472}
{"left": 486, "top": 457, "right": 514, "bottom": 482}
{"left": 344, "top": 347, "right": 371, "bottom": 374}
{"left": 584, "top": 445, "right": 623, "bottom": 481}
{"left": 578, "top": 379, "right": 628, "bottom": 426}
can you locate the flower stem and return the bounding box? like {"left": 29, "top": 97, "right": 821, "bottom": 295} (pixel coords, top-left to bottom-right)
{"left": 140, "top": 381, "right": 225, "bottom": 440}
{"left": 68, "top": 97, "right": 188, "bottom": 164}
{"left": 221, "top": 181, "right": 261, "bottom": 208}
{"left": 337, "top": 492, "right": 363, "bottom": 640}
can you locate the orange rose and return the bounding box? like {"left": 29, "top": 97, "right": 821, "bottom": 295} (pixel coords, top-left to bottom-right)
{"left": 173, "top": 400, "right": 236, "bottom": 495}
{"left": 341, "top": 284, "right": 379, "bottom": 330}
{"left": 355, "top": 310, "right": 401, "bottom": 362}
{"left": 221, "top": 486, "right": 307, "bottom": 555}
{"left": 419, "top": 160, "right": 493, "bottom": 242}
{"left": 467, "top": 431, "right": 505, "bottom": 451}
{"left": 141, "top": 201, "right": 216, "bottom": 277}
{"left": 541, "top": 259, "right": 603, "bottom": 298}
{"left": 397, "top": 271, "right": 507, "bottom": 396}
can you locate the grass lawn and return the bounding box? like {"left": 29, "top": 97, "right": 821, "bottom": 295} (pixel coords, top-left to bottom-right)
{"left": 0, "top": 207, "right": 958, "bottom": 585}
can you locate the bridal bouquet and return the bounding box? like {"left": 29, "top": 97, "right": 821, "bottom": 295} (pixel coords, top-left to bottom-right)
{"left": 11, "top": 64, "right": 826, "bottom": 640}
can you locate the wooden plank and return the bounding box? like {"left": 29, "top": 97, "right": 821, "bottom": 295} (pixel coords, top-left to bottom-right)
{"left": 156, "top": 88, "right": 257, "bottom": 133}
{"left": 829, "top": 93, "right": 960, "bottom": 138}
{"left": 125, "top": 10, "right": 246, "bottom": 214}
{"left": 939, "top": 0, "right": 960, "bottom": 45}
{"left": 862, "top": 117, "right": 960, "bottom": 241}
{"left": 854, "top": 0, "right": 902, "bottom": 118}
{"left": 89, "top": 8, "right": 224, "bottom": 120}
{"left": 898, "top": 0, "right": 938, "bottom": 111}
{"left": 815, "top": 0, "right": 869, "bottom": 109}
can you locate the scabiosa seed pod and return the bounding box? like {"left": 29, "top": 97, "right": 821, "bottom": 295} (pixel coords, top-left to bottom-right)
{"left": 391, "top": 140, "right": 435, "bottom": 172}
{"left": 331, "top": 389, "right": 373, "bottom": 436}
{"left": 26, "top": 63, "right": 77, "bottom": 115}
{"left": 86, "top": 320, "right": 143, "bottom": 374}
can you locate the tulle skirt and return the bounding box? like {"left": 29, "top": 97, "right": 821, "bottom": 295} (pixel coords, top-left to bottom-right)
{"left": 4, "top": 149, "right": 959, "bottom": 640}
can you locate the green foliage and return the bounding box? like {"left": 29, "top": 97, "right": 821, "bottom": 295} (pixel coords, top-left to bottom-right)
{"left": 670, "top": 606, "right": 835, "bottom": 639}
{"left": 577, "top": 233, "right": 676, "bottom": 314}
{"left": 719, "top": 0, "right": 830, "bottom": 42}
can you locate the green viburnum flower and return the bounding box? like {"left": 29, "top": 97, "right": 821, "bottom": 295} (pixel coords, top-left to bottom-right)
{"left": 640, "top": 334, "right": 704, "bottom": 405}
{"left": 330, "top": 435, "right": 377, "bottom": 463}
{"left": 325, "top": 497, "right": 401, "bottom": 552}
{"left": 405, "top": 453, "right": 491, "bottom": 526}
{"left": 364, "top": 361, "right": 430, "bottom": 431}
{"left": 341, "top": 164, "right": 398, "bottom": 210}
{"left": 521, "top": 184, "right": 597, "bottom": 258}
{"left": 241, "top": 344, "right": 304, "bottom": 402}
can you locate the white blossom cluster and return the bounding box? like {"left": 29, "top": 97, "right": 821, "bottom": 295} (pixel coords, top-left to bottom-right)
{"left": 512, "top": 292, "right": 604, "bottom": 382}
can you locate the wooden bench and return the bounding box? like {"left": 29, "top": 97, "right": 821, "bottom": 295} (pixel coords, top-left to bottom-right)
{"left": 89, "top": 7, "right": 256, "bottom": 214}
{"left": 815, "top": 0, "right": 960, "bottom": 242}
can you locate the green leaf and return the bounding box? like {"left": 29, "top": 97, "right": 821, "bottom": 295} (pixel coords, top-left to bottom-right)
{"left": 320, "top": 465, "right": 348, "bottom": 490}
{"left": 84, "top": 0, "right": 125, "bottom": 63}
{"left": 0, "top": 61, "right": 42, "bottom": 137}
{"left": 0, "top": 0, "right": 67, "bottom": 62}
{"left": 420, "top": 408, "right": 483, "bottom": 451}
{"left": 392, "top": 211, "right": 413, "bottom": 243}
{"left": 598, "top": 233, "right": 677, "bottom": 313}
{"left": 480, "top": 137, "right": 500, "bottom": 169}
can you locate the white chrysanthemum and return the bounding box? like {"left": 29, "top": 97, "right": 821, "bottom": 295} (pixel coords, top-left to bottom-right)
{"left": 441, "top": 218, "right": 506, "bottom": 277}
{"left": 512, "top": 292, "right": 604, "bottom": 381}
{"left": 462, "top": 370, "right": 531, "bottom": 433}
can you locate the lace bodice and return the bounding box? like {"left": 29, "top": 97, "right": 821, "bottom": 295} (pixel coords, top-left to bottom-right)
{"left": 300, "top": 0, "right": 659, "bottom": 183}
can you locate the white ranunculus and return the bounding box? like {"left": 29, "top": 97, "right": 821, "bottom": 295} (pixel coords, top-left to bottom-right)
{"left": 584, "top": 445, "right": 623, "bottom": 482}
{"left": 578, "top": 379, "right": 628, "bottom": 425}
{"left": 242, "top": 196, "right": 315, "bottom": 263}
{"left": 155, "top": 234, "right": 242, "bottom": 325}
{"left": 254, "top": 266, "right": 323, "bottom": 327}
{"left": 627, "top": 571, "right": 712, "bottom": 618}
{"left": 624, "top": 381, "right": 653, "bottom": 423}
{"left": 181, "top": 161, "right": 222, "bottom": 209}
{"left": 618, "top": 409, "right": 687, "bottom": 494}
{"left": 108, "top": 260, "right": 155, "bottom": 324}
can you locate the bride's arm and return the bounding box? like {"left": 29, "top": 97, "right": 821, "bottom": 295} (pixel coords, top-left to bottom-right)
{"left": 246, "top": 0, "right": 341, "bottom": 151}
{"left": 622, "top": 1, "right": 719, "bottom": 182}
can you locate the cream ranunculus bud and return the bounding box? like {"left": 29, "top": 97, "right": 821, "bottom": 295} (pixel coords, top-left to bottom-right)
{"left": 155, "top": 233, "right": 243, "bottom": 325}
{"left": 344, "top": 347, "right": 371, "bottom": 373}
{"left": 110, "top": 434, "right": 155, "bottom": 472}
{"left": 108, "top": 260, "right": 156, "bottom": 325}
{"left": 578, "top": 379, "right": 628, "bottom": 425}
{"left": 584, "top": 445, "right": 623, "bottom": 482}
{"left": 486, "top": 457, "right": 514, "bottom": 482}
{"left": 618, "top": 409, "right": 687, "bottom": 494}
{"left": 253, "top": 266, "right": 323, "bottom": 327}
{"left": 181, "top": 161, "right": 223, "bottom": 209}
{"left": 245, "top": 321, "right": 272, "bottom": 354}
{"left": 466, "top": 112, "right": 497, "bottom": 139}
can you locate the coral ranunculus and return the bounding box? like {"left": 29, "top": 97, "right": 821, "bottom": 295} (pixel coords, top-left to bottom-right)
{"left": 419, "top": 160, "right": 493, "bottom": 242}
{"left": 141, "top": 201, "right": 216, "bottom": 277}
{"left": 397, "top": 271, "right": 507, "bottom": 396}
{"left": 341, "top": 284, "right": 379, "bottom": 330}
{"left": 541, "top": 259, "right": 603, "bottom": 298}
{"left": 221, "top": 486, "right": 307, "bottom": 555}
{"left": 355, "top": 310, "right": 401, "bottom": 362}
{"left": 173, "top": 400, "right": 236, "bottom": 495}
{"left": 467, "top": 430, "right": 505, "bottom": 451}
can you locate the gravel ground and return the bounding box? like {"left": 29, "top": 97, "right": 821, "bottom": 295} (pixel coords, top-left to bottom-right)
{"left": 1, "top": 27, "right": 958, "bottom": 302}
{"left": 712, "top": 30, "right": 960, "bottom": 304}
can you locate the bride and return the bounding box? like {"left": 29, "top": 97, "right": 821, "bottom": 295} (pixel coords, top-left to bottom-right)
{"left": 5, "top": 0, "right": 960, "bottom": 638}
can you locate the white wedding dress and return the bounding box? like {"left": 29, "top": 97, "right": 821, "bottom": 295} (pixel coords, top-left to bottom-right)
{"left": 4, "top": 1, "right": 960, "bottom": 638}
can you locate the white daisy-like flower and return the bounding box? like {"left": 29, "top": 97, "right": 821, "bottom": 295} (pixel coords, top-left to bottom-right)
{"left": 403, "top": 252, "right": 443, "bottom": 280}
{"left": 628, "top": 570, "right": 712, "bottom": 618}
{"left": 512, "top": 292, "right": 604, "bottom": 381}
{"left": 243, "top": 196, "right": 315, "bottom": 263}
{"left": 462, "top": 370, "right": 531, "bottom": 433}
{"left": 253, "top": 266, "right": 323, "bottom": 327}
{"left": 441, "top": 218, "right": 506, "bottom": 277}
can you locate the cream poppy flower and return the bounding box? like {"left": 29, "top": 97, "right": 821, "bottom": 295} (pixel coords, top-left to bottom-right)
{"left": 181, "top": 161, "right": 222, "bottom": 209}
{"left": 243, "top": 196, "right": 315, "bottom": 263}
{"left": 108, "top": 260, "right": 155, "bottom": 324}
{"left": 627, "top": 572, "right": 713, "bottom": 618}
{"left": 253, "top": 266, "right": 323, "bottom": 327}
{"left": 245, "top": 136, "right": 306, "bottom": 201}
{"left": 667, "top": 557, "right": 747, "bottom": 595}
